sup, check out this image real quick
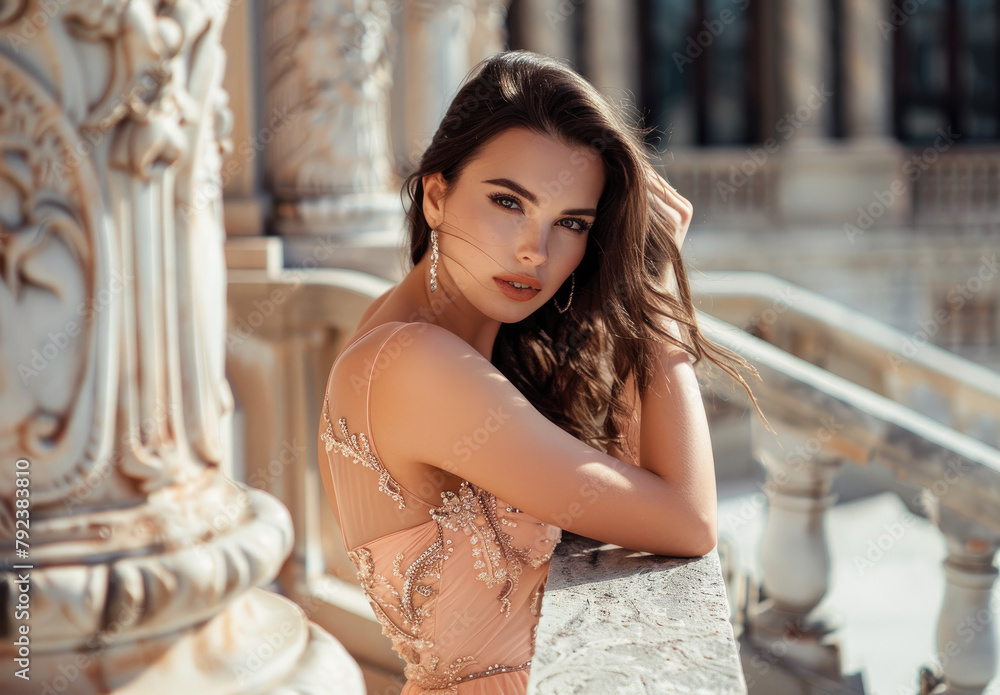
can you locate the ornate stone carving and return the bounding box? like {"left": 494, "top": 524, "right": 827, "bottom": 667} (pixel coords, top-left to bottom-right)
{"left": 262, "top": 0, "right": 402, "bottom": 236}
{"left": 0, "top": 0, "right": 231, "bottom": 507}
{"left": 401, "top": 0, "right": 476, "bottom": 176}
{"left": 0, "top": 0, "right": 361, "bottom": 690}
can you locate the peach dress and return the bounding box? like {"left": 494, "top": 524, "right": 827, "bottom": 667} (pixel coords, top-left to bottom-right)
{"left": 320, "top": 322, "right": 562, "bottom": 694}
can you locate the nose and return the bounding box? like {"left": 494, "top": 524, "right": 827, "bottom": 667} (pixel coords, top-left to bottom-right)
{"left": 516, "top": 219, "right": 549, "bottom": 266}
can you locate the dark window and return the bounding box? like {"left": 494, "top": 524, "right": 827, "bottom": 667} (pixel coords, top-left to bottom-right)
{"left": 638, "top": 0, "right": 763, "bottom": 147}
{"left": 892, "top": 0, "right": 1000, "bottom": 143}
{"left": 830, "top": 0, "right": 847, "bottom": 139}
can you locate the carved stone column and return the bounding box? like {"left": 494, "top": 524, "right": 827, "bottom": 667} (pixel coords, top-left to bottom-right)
{"left": 469, "top": 0, "right": 511, "bottom": 67}
{"left": 261, "top": 0, "right": 404, "bottom": 279}
{"left": 779, "top": 0, "right": 831, "bottom": 146}
{"left": 842, "top": 0, "right": 892, "bottom": 141}
{"left": 582, "top": 0, "right": 639, "bottom": 105}
{"left": 775, "top": 0, "right": 905, "bottom": 225}
{"left": 219, "top": 0, "right": 272, "bottom": 236}
{"left": 748, "top": 417, "right": 845, "bottom": 679}
{"left": 401, "top": 0, "right": 476, "bottom": 176}
{"left": 517, "top": 0, "right": 573, "bottom": 61}
{"left": 0, "top": 1, "right": 362, "bottom": 691}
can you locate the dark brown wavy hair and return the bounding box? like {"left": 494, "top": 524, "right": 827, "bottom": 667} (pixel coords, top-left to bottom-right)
{"left": 402, "top": 50, "right": 771, "bottom": 457}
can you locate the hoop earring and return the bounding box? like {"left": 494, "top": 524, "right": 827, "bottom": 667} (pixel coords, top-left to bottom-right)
{"left": 553, "top": 272, "right": 574, "bottom": 313}
{"left": 429, "top": 229, "right": 440, "bottom": 292}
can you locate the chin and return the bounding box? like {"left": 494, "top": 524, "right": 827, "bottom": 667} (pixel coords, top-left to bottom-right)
{"left": 487, "top": 300, "right": 543, "bottom": 324}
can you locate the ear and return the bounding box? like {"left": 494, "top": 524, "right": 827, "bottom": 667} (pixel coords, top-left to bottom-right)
{"left": 421, "top": 172, "right": 448, "bottom": 229}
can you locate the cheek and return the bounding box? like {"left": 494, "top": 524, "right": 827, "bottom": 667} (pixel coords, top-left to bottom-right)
{"left": 557, "top": 231, "right": 589, "bottom": 267}
{"left": 467, "top": 201, "right": 517, "bottom": 242}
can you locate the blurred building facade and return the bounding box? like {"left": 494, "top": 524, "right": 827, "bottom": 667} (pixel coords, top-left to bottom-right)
{"left": 503, "top": 0, "right": 999, "bottom": 373}
{"left": 224, "top": 0, "right": 999, "bottom": 369}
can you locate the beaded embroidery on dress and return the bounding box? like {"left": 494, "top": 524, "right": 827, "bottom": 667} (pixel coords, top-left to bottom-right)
{"left": 320, "top": 323, "right": 562, "bottom": 694}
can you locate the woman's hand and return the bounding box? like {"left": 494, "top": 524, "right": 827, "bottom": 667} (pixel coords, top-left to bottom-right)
{"left": 646, "top": 162, "right": 693, "bottom": 250}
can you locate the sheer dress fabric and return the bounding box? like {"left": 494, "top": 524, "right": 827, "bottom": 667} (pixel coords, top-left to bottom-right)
{"left": 321, "top": 322, "right": 562, "bottom": 694}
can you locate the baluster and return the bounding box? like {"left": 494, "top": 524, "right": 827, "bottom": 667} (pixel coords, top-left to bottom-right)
{"left": 748, "top": 416, "right": 845, "bottom": 678}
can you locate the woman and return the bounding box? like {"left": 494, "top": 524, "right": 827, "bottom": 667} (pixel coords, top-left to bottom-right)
{"left": 317, "top": 50, "right": 767, "bottom": 693}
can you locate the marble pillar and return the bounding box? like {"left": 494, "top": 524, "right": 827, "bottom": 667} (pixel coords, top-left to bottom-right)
{"left": 260, "top": 0, "right": 405, "bottom": 278}
{"left": 842, "top": 0, "right": 893, "bottom": 142}
{"left": 470, "top": 0, "right": 512, "bottom": 67}
{"left": 775, "top": 0, "right": 906, "bottom": 225}
{"left": 518, "top": 0, "right": 574, "bottom": 62}
{"left": 748, "top": 417, "right": 845, "bottom": 679}
{"left": 401, "top": 0, "right": 477, "bottom": 176}
{"left": 779, "top": 0, "right": 831, "bottom": 146}
{"left": 582, "top": 0, "right": 639, "bottom": 109}
{"left": 0, "top": 0, "right": 362, "bottom": 690}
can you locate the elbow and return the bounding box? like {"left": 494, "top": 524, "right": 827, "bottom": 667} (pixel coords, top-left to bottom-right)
{"left": 656, "top": 517, "right": 717, "bottom": 558}
{"left": 693, "top": 524, "right": 718, "bottom": 556}
{"left": 684, "top": 517, "right": 718, "bottom": 557}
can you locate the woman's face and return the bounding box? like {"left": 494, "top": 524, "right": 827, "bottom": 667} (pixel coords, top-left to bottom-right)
{"left": 422, "top": 127, "right": 605, "bottom": 323}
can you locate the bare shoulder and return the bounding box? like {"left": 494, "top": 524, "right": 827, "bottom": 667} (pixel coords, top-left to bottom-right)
{"left": 329, "top": 321, "right": 474, "bottom": 395}
{"left": 353, "top": 286, "right": 395, "bottom": 332}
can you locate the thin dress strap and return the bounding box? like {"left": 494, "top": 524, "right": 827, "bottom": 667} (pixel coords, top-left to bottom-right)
{"left": 364, "top": 322, "right": 413, "bottom": 473}
{"left": 328, "top": 321, "right": 437, "bottom": 510}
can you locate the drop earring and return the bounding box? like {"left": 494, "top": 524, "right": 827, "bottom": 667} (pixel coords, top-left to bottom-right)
{"left": 553, "top": 271, "right": 574, "bottom": 313}
{"left": 429, "top": 228, "right": 439, "bottom": 292}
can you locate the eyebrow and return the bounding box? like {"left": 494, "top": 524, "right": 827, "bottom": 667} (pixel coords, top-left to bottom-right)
{"left": 482, "top": 178, "right": 598, "bottom": 217}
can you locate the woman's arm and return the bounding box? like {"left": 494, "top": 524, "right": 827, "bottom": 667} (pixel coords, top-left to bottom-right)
{"left": 609, "top": 163, "right": 716, "bottom": 544}
{"left": 364, "top": 323, "right": 717, "bottom": 557}
{"left": 603, "top": 345, "right": 718, "bottom": 551}
{"left": 641, "top": 163, "right": 718, "bottom": 546}
{"left": 638, "top": 345, "right": 718, "bottom": 548}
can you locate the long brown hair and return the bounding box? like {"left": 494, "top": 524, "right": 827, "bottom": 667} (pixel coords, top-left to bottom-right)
{"left": 402, "top": 50, "right": 771, "bottom": 456}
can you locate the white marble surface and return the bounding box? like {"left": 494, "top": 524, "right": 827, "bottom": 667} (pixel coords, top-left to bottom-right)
{"left": 527, "top": 532, "right": 747, "bottom": 694}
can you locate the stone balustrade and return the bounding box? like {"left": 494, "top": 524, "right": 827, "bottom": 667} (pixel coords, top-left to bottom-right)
{"left": 690, "top": 294, "right": 1000, "bottom": 693}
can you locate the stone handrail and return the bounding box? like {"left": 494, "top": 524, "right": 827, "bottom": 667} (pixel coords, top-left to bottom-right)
{"left": 527, "top": 533, "right": 747, "bottom": 694}
{"left": 691, "top": 269, "right": 1000, "bottom": 449}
